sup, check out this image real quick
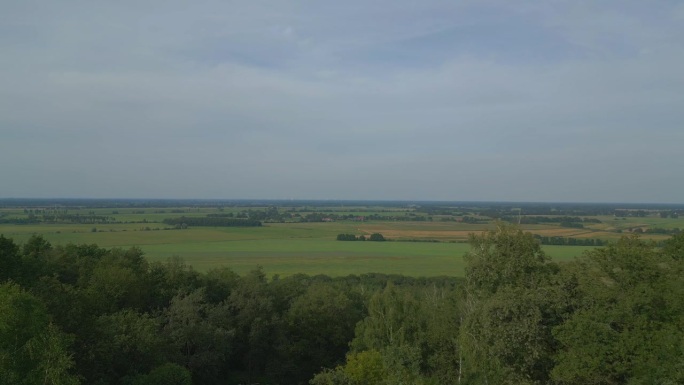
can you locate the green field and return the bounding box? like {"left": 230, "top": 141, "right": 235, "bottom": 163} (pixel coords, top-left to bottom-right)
{"left": 0, "top": 222, "right": 591, "bottom": 276}
{"left": 2, "top": 202, "right": 680, "bottom": 276}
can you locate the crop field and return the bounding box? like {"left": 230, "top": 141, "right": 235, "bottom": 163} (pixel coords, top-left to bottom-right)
{"left": 1, "top": 201, "right": 682, "bottom": 276}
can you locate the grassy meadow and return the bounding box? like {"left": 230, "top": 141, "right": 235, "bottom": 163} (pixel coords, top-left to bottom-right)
{"left": 1, "top": 202, "right": 681, "bottom": 276}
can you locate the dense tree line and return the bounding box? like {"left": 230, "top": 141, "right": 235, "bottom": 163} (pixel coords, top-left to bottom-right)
{"left": 163, "top": 217, "right": 262, "bottom": 227}
{"left": 298, "top": 213, "right": 432, "bottom": 223}
{"left": 534, "top": 235, "right": 606, "bottom": 246}
{"left": 659, "top": 211, "right": 680, "bottom": 218}
{"left": 40, "top": 214, "right": 115, "bottom": 224}
{"left": 643, "top": 227, "right": 681, "bottom": 235}
{"left": 1, "top": 209, "right": 114, "bottom": 225}
{"left": 336, "top": 233, "right": 386, "bottom": 242}
{"left": 559, "top": 221, "right": 584, "bottom": 228}
{"left": 501, "top": 216, "right": 601, "bottom": 225}
{"left": 2, "top": 225, "right": 683, "bottom": 384}
{"left": 227, "top": 207, "right": 288, "bottom": 222}
{"left": 365, "top": 214, "right": 431, "bottom": 222}
{"left": 0, "top": 217, "right": 41, "bottom": 224}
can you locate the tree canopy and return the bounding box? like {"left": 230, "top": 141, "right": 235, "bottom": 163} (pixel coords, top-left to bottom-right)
{"left": 0, "top": 229, "right": 682, "bottom": 384}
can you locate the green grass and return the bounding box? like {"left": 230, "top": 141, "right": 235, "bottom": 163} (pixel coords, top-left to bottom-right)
{"left": 0, "top": 222, "right": 593, "bottom": 277}
{"left": 137, "top": 239, "right": 590, "bottom": 276}
{"left": 141, "top": 239, "right": 472, "bottom": 276}
{"left": 7, "top": 205, "right": 648, "bottom": 278}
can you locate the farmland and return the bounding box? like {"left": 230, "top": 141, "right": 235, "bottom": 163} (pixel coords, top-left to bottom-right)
{"left": 2, "top": 199, "right": 684, "bottom": 385}
{"left": 1, "top": 199, "right": 682, "bottom": 276}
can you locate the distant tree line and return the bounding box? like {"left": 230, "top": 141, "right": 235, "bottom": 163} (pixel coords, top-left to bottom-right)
{"left": 501, "top": 215, "right": 601, "bottom": 225}
{"left": 415, "top": 206, "right": 463, "bottom": 216}
{"left": 40, "top": 214, "right": 115, "bottom": 224}
{"left": 643, "top": 227, "right": 682, "bottom": 235}
{"left": 659, "top": 211, "right": 680, "bottom": 218}
{"left": 559, "top": 221, "right": 584, "bottom": 228}
{"left": 366, "top": 213, "right": 431, "bottom": 222}
{"left": 163, "top": 217, "right": 262, "bottom": 227}
{"left": 534, "top": 235, "right": 606, "bottom": 246}
{"left": 0, "top": 217, "right": 41, "bottom": 224}
{"left": 460, "top": 215, "right": 483, "bottom": 224}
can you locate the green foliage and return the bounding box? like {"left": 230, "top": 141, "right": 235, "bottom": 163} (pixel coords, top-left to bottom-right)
{"left": 163, "top": 216, "right": 262, "bottom": 227}
{"left": 0, "top": 235, "right": 21, "bottom": 282}
{"left": 344, "top": 350, "right": 385, "bottom": 384}
{"left": 224, "top": 267, "right": 275, "bottom": 382}
{"left": 85, "top": 247, "right": 153, "bottom": 314}
{"left": 309, "top": 367, "right": 352, "bottom": 385}
{"left": 0, "top": 282, "right": 79, "bottom": 385}
{"left": 22, "top": 323, "right": 80, "bottom": 385}
{"left": 336, "top": 233, "right": 366, "bottom": 241}
{"left": 129, "top": 362, "right": 192, "bottom": 385}
{"left": 350, "top": 283, "right": 461, "bottom": 384}
{"left": 19, "top": 234, "right": 52, "bottom": 284}
{"left": 551, "top": 235, "right": 684, "bottom": 384}
{"left": 663, "top": 231, "right": 684, "bottom": 260}
{"left": 369, "top": 233, "right": 386, "bottom": 242}
{"left": 3, "top": 225, "right": 684, "bottom": 385}
{"left": 30, "top": 275, "right": 88, "bottom": 335}
{"left": 282, "top": 283, "right": 361, "bottom": 380}
{"left": 460, "top": 223, "right": 562, "bottom": 384}
{"left": 83, "top": 310, "right": 169, "bottom": 383}
{"left": 163, "top": 288, "right": 234, "bottom": 385}
{"left": 202, "top": 267, "right": 240, "bottom": 304}
{"left": 463, "top": 222, "right": 553, "bottom": 296}
{"left": 147, "top": 256, "right": 201, "bottom": 308}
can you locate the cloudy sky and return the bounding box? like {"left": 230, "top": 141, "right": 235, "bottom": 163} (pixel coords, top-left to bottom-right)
{"left": 1, "top": 1, "right": 683, "bottom": 202}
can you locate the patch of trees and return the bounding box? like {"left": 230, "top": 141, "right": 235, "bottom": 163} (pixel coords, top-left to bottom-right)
{"left": 337, "top": 233, "right": 386, "bottom": 242}
{"left": 559, "top": 221, "right": 584, "bottom": 228}
{"left": 337, "top": 234, "right": 366, "bottom": 241}
{"left": 461, "top": 215, "right": 482, "bottom": 224}
{"left": 163, "top": 217, "right": 262, "bottom": 227}
{"left": 368, "top": 233, "right": 386, "bottom": 241}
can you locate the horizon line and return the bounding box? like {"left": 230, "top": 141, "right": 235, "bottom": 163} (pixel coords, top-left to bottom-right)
{"left": 1, "top": 197, "right": 683, "bottom": 206}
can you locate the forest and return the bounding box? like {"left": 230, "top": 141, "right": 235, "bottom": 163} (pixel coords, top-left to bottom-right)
{"left": 1, "top": 223, "right": 683, "bottom": 385}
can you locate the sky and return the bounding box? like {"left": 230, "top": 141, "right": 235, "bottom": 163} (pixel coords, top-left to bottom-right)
{"left": 1, "top": 1, "right": 683, "bottom": 202}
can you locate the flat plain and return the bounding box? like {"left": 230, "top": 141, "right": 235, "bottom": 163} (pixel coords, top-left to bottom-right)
{"left": 1, "top": 202, "right": 681, "bottom": 276}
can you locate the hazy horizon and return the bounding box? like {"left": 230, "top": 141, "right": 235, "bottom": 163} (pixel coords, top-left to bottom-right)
{"left": 2, "top": 197, "right": 683, "bottom": 207}
{"left": 2, "top": 1, "right": 683, "bottom": 203}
